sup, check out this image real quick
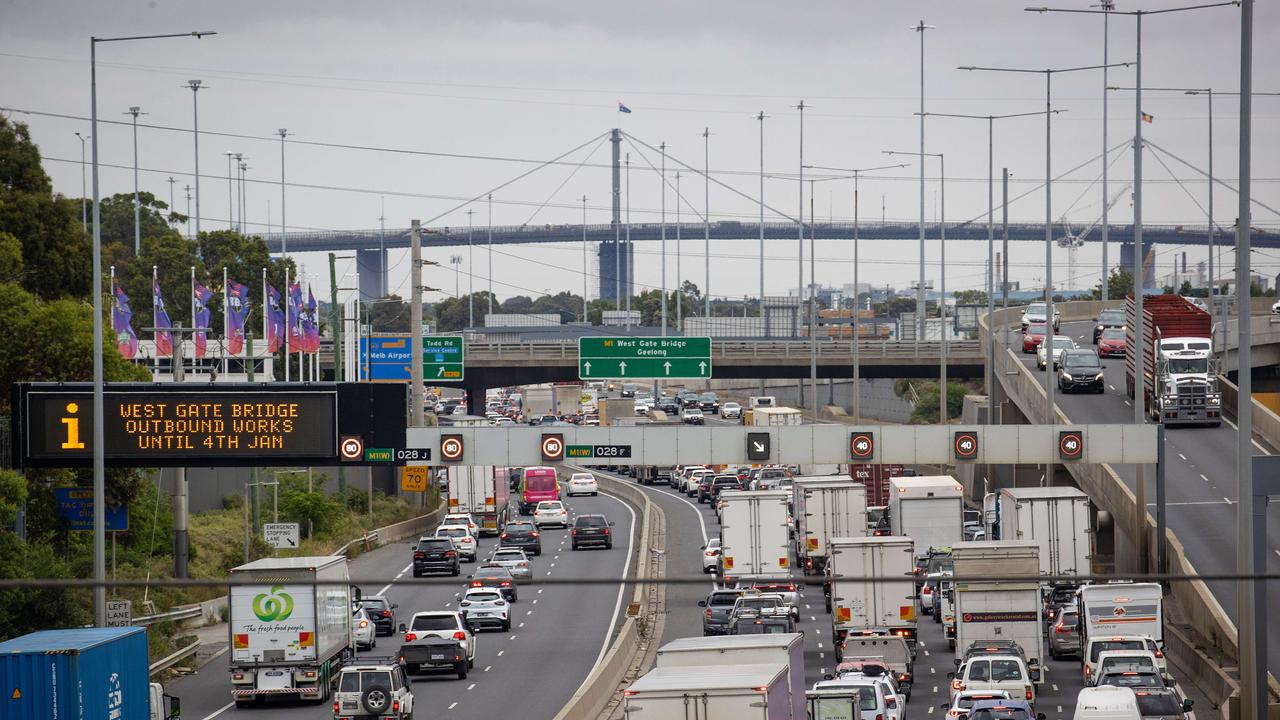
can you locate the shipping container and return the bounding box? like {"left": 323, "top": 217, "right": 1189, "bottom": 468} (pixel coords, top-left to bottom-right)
{"left": 0, "top": 626, "right": 155, "bottom": 720}
{"left": 849, "top": 463, "right": 908, "bottom": 507}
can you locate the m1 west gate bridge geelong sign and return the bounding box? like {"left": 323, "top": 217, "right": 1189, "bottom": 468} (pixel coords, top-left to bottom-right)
{"left": 578, "top": 336, "right": 712, "bottom": 380}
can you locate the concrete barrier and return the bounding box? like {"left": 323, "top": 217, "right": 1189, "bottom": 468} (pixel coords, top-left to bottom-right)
{"left": 551, "top": 470, "right": 665, "bottom": 720}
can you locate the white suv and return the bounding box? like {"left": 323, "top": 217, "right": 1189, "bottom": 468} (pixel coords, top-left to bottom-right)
{"left": 400, "top": 611, "right": 476, "bottom": 667}
{"left": 441, "top": 513, "right": 479, "bottom": 538}
{"left": 434, "top": 526, "right": 477, "bottom": 562}
{"left": 950, "top": 655, "right": 1035, "bottom": 705}
{"left": 333, "top": 661, "right": 414, "bottom": 720}
{"left": 459, "top": 587, "right": 512, "bottom": 632}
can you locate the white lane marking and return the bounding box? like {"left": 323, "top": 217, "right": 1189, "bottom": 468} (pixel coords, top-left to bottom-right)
{"left": 484, "top": 665, "right": 491, "bottom": 672}
{"left": 811, "top": 616, "right": 817, "bottom": 622}
{"left": 924, "top": 649, "right": 930, "bottom": 656}
{"left": 444, "top": 602, "right": 452, "bottom": 607}
{"left": 554, "top": 555, "right": 560, "bottom": 560}
{"left": 1201, "top": 474, "right": 1211, "bottom": 483}
{"left": 930, "top": 667, "right": 936, "bottom": 674}
{"left": 820, "top": 652, "right": 825, "bottom": 659}
{"left": 467, "top": 683, "right": 476, "bottom": 691}
{"left": 1124, "top": 400, "right": 1131, "bottom": 406}
{"left": 1052, "top": 684, "right": 1059, "bottom": 692}
{"left": 1178, "top": 453, "right": 1187, "bottom": 461}
{"left": 1274, "top": 550, "right": 1280, "bottom": 560}
{"left": 198, "top": 702, "right": 235, "bottom": 720}
{"left": 933, "top": 686, "right": 939, "bottom": 694}
{"left": 817, "top": 642, "right": 823, "bottom": 649}
{"left": 448, "top": 702, "right": 458, "bottom": 710}
{"left": 497, "top": 650, "right": 505, "bottom": 657}
{"left": 1224, "top": 416, "right": 1272, "bottom": 454}
{"left": 1058, "top": 707, "right": 1064, "bottom": 714}
{"left": 532, "top": 599, "right": 538, "bottom": 605}
{"left": 928, "top": 706, "right": 935, "bottom": 714}
{"left": 537, "top": 588, "right": 544, "bottom": 594}
{"left": 509, "top": 635, "right": 517, "bottom": 641}
{"left": 1109, "top": 385, "right": 1116, "bottom": 390}
{"left": 1224, "top": 497, "right": 1232, "bottom": 504}
{"left": 550, "top": 563, "right": 556, "bottom": 568}
{"left": 519, "top": 621, "right": 525, "bottom": 627}
{"left": 376, "top": 562, "right": 414, "bottom": 597}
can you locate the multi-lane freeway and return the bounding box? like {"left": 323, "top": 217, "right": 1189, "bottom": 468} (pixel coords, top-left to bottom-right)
{"left": 168, "top": 489, "right": 636, "bottom": 720}
{"left": 602, "top": 464, "right": 1217, "bottom": 720}
{"left": 1012, "top": 319, "right": 1280, "bottom": 675}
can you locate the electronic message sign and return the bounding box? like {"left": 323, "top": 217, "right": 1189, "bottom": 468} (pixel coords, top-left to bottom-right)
{"left": 13, "top": 383, "right": 408, "bottom": 468}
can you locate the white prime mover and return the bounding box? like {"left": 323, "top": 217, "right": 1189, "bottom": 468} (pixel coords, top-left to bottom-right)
{"left": 888, "top": 475, "right": 964, "bottom": 555}
{"left": 996, "top": 486, "right": 1092, "bottom": 578}
{"left": 950, "top": 541, "right": 1045, "bottom": 683}
{"left": 794, "top": 478, "right": 867, "bottom": 575}
{"left": 228, "top": 556, "right": 352, "bottom": 705}
{"left": 623, "top": 663, "right": 794, "bottom": 720}
{"left": 655, "top": 634, "right": 805, "bottom": 720}
{"left": 828, "top": 536, "right": 917, "bottom": 646}
{"left": 719, "top": 490, "right": 792, "bottom": 583}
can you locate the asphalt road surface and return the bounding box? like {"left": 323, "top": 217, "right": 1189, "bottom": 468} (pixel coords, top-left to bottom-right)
{"left": 170, "top": 485, "right": 636, "bottom": 720}
{"left": 1010, "top": 318, "right": 1280, "bottom": 678}
{"left": 615, "top": 464, "right": 1217, "bottom": 720}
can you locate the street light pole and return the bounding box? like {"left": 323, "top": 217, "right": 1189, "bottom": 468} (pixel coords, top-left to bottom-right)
{"left": 126, "top": 106, "right": 145, "bottom": 255}
{"left": 467, "top": 209, "right": 475, "bottom": 328}
{"left": 757, "top": 112, "right": 767, "bottom": 320}
{"left": 660, "top": 142, "right": 668, "bottom": 335}
{"left": 487, "top": 193, "right": 493, "bottom": 317}
{"left": 703, "top": 127, "right": 712, "bottom": 319}
{"left": 187, "top": 80, "right": 205, "bottom": 243}
{"left": 796, "top": 101, "right": 806, "bottom": 311}
{"left": 913, "top": 20, "right": 936, "bottom": 347}
{"left": 75, "top": 132, "right": 89, "bottom": 229}
{"left": 676, "top": 172, "right": 682, "bottom": 328}
{"left": 919, "top": 110, "right": 1053, "bottom": 424}
{"left": 806, "top": 163, "right": 910, "bottom": 423}
{"left": 581, "top": 194, "right": 589, "bottom": 323}
{"left": 278, "top": 129, "right": 288, "bottom": 255}
{"left": 625, "top": 154, "right": 632, "bottom": 330}
{"left": 93, "top": 29, "right": 215, "bottom": 627}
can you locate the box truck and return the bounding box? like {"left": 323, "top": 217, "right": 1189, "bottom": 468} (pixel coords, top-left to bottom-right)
{"left": 0, "top": 626, "right": 180, "bottom": 720}
{"left": 1079, "top": 582, "right": 1164, "bottom": 647}
{"left": 622, "top": 663, "right": 794, "bottom": 720}
{"left": 719, "top": 490, "right": 791, "bottom": 584}
{"left": 950, "top": 544, "right": 1045, "bottom": 683}
{"left": 888, "top": 475, "right": 964, "bottom": 556}
{"left": 794, "top": 478, "right": 868, "bottom": 575}
{"left": 746, "top": 406, "right": 803, "bottom": 426}
{"left": 447, "top": 465, "right": 511, "bottom": 536}
{"left": 828, "top": 536, "right": 917, "bottom": 646}
{"left": 996, "top": 486, "right": 1092, "bottom": 577}
{"left": 228, "top": 556, "right": 353, "bottom": 705}
{"left": 655, "top": 634, "right": 805, "bottom": 720}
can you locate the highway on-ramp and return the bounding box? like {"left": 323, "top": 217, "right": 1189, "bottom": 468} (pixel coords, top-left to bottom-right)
{"left": 170, "top": 487, "right": 636, "bottom": 720}
{"left": 1011, "top": 319, "right": 1280, "bottom": 676}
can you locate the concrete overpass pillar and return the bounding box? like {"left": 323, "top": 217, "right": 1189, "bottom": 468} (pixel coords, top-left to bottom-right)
{"left": 357, "top": 247, "right": 386, "bottom": 303}
{"left": 1119, "top": 238, "right": 1155, "bottom": 290}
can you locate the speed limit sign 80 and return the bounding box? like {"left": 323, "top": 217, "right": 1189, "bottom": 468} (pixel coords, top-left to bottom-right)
{"left": 541, "top": 433, "right": 565, "bottom": 462}
{"left": 440, "top": 434, "right": 465, "bottom": 462}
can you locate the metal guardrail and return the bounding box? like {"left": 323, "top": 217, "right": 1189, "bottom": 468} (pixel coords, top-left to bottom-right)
{"left": 149, "top": 640, "right": 199, "bottom": 675}
{"left": 134, "top": 605, "right": 202, "bottom": 627}
{"left": 331, "top": 529, "right": 382, "bottom": 558}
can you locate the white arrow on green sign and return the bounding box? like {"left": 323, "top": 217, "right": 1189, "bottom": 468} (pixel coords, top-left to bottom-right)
{"left": 578, "top": 336, "right": 712, "bottom": 380}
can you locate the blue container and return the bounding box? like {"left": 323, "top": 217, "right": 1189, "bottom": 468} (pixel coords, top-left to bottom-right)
{"left": 0, "top": 626, "right": 150, "bottom": 720}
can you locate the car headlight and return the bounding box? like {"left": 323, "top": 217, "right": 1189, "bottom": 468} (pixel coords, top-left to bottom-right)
{"left": 1061, "top": 373, "right": 1073, "bottom": 380}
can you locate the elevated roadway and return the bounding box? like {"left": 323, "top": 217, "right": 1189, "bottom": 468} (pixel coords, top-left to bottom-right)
{"left": 986, "top": 303, "right": 1280, "bottom": 691}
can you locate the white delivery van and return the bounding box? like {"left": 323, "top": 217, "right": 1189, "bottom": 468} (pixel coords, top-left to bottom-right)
{"left": 1074, "top": 686, "right": 1141, "bottom": 720}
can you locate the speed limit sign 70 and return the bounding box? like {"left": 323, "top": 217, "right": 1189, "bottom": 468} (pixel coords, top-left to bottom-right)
{"left": 1059, "top": 430, "right": 1084, "bottom": 461}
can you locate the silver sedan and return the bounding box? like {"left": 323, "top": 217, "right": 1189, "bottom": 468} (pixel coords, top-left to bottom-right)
{"left": 488, "top": 548, "right": 533, "bottom": 582}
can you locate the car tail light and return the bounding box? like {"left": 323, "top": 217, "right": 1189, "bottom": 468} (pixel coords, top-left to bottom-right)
{"left": 531, "top": 532, "right": 540, "bottom": 538}
{"left": 404, "top": 632, "right": 417, "bottom": 642}
{"left": 952, "top": 680, "right": 964, "bottom": 691}
{"left": 897, "top": 673, "right": 909, "bottom": 682}
{"left": 359, "top": 620, "right": 369, "bottom": 628}
{"left": 1085, "top": 665, "right": 1093, "bottom": 679}
{"left": 1055, "top": 624, "right": 1070, "bottom": 634}
{"left": 705, "top": 607, "right": 713, "bottom": 618}
{"left": 705, "top": 550, "right": 716, "bottom": 557}
{"left": 1154, "top": 649, "right": 1164, "bottom": 658}
{"left": 572, "top": 529, "right": 578, "bottom": 536}
{"left": 1025, "top": 688, "right": 1033, "bottom": 700}
{"left": 304, "top": 670, "right": 317, "bottom": 678}
{"left": 949, "top": 710, "right": 962, "bottom": 718}
{"left": 333, "top": 702, "right": 339, "bottom": 713}
{"left": 500, "top": 532, "right": 508, "bottom": 539}
{"left": 382, "top": 610, "right": 391, "bottom": 617}
{"left": 470, "top": 581, "right": 482, "bottom": 587}
{"left": 393, "top": 700, "right": 400, "bottom": 712}
{"left": 446, "top": 550, "right": 457, "bottom": 557}
{"left": 922, "top": 584, "right": 932, "bottom": 595}
{"left": 413, "top": 551, "right": 425, "bottom": 560}
{"left": 603, "top": 528, "right": 610, "bottom": 535}
{"left": 500, "top": 581, "right": 511, "bottom": 587}
{"left": 453, "top": 631, "right": 467, "bottom": 640}
{"left": 233, "top": 672, "right": 245, "bottom": 680}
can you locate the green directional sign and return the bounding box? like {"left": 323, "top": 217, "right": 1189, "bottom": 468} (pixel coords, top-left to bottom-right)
{"left": 578, "top": 336, "right": 713, "bottom": 380}
{"left": 423, "top": 336, "right": 464, "bottom": 382}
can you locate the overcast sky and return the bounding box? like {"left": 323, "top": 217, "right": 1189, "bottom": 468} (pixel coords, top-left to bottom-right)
{"left": 2, "top": 0, "right": 1277, "bottom": 305}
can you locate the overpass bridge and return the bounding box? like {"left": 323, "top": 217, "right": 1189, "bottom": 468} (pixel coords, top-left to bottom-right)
{"left": 981, "top": 299, "right": 1280, "bottom": 703}
{"left": 453, "top": 338, "right": 982, "bottom": 412}
{"left": 269, "top": 219, "right": 1273, "bottom": 303}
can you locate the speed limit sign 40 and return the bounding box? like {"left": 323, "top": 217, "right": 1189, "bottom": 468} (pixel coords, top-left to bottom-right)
{"left": 849, "top": 432, "right": 875, "bottom": 461}
{"left": 1059, "top": 430, "right": 1084, "bottom": 461}
{"left": 953, "top": 431, "right": 979, "bottom": 461}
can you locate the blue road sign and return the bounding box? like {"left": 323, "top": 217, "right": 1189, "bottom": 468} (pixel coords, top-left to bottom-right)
{"left": 359, "top": 335, "right": 464, "bottom": 382}
{"left": 54, "top": 487, "right": 128, "bottom": 531}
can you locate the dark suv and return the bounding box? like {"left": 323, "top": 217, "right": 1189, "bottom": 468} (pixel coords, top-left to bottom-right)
{"left": 498, "top": 520, "right": 542, "bottom": 556}
{"left": 571, "top": 514, "right": 614, "bottom": 550}
{"left": 357, "top": 595, "right": 399, "bottom": 636}
{"left": 413, "top": 537, "right": 460, "bottom": 577}
{"left": 703, "top": 475, "right": 742, "bottom": 504}
{"left": 698, "top": 392, "right": 720, "bottom": 414}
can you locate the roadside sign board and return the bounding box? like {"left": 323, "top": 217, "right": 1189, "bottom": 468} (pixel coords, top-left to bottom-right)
{"left": 264, "top": 522, "right": 301, "bottom": 550}
{"left": 578, "top": 336, "right": 712, "bottom": 380}
{"left": 566, "top": 444, "right": 632, "bottom": 459}
{"left": 401, "top": 466, "right": 429, "bottom": 492}
{"left": 105, "top": 600, "right": 132, "bottom": 627}
{"left": 359, "top": 335, "right": 464, "bottom": 382}
{"left": 954, "top": 431, "right": 979, "bottom": 461}
{"left": 746, "top": 432, "right": 771, "bottom": 461}
{"left": 54, "top": 487, "right": 128, "bottom": 531}
{"left": 1059, "top": 430, "right": 1084, "bottom": 461}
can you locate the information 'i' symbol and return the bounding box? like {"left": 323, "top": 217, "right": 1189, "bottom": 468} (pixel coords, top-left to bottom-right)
{"left": 61, "top": 403, "right": 85, "bottom": 450}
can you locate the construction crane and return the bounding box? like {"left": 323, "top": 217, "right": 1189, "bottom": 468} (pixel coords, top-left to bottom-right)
{"left": 1058, "top": 184, "right": 1130, "bottom": 290}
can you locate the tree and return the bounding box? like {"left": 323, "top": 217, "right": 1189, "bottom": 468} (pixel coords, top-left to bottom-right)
{"left": 366, "top": 294, "right": 410, "bottom": 333}
{"left": 0, "top": 231, "right": 24, "bottom": 284}
{"left": 0, "top": 117, "right": 91, "bottom": 300}
{"left": 91, "top": 192, "right": 180, "bottom": 252}
{"left": 501, "top": 295, "right": 534, "bottom": 314}
{"left": 1178, "top": 281, "right": 1194, "bottom": 296}
{"left": 908, "top": 380, "right": 968, "bottom": 424}
{"left": 0, "top": 532, "right": 90, "bottom": 639}
{"left": 953, "top": 289, "right": 988, "bottom": 306}
{"left": 1093, "top": 269, "right": 1133, "bottom": 300}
